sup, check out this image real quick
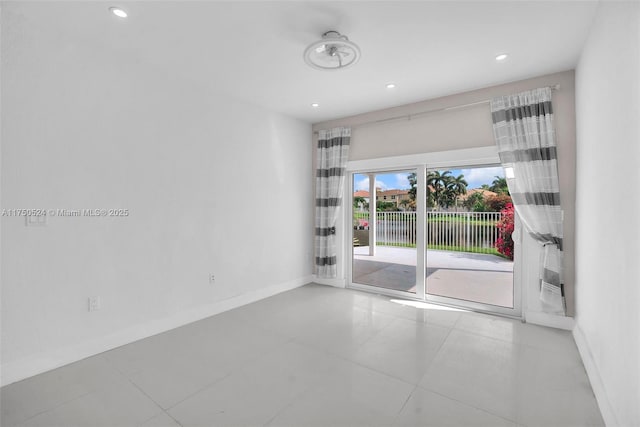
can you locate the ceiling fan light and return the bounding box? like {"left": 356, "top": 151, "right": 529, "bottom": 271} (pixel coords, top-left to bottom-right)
{"left": 304, "top": 31, "right": 361, "bottom": 71}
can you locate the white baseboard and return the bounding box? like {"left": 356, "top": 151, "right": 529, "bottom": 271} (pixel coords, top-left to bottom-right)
{"left": 524, "top": 310, "right": 575, "bottom": 330}
{"left": 573, "top": 324, "right": 618, "bottom": 427}
{"left": 0, "top": 275, "right": 313, "bottom": 387}
{"left": 312, "top": 276, "right": 346, "bottom": 288}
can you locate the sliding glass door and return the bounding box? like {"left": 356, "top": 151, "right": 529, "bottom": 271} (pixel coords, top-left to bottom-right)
{"left": 350, "top": 170, "right": 418, "bottom": 295}
{"left": 424, "top": 165, "right": 516, "bottom": 312}
{"left": 349, "top": 164, "right": 520, "bottom": 316}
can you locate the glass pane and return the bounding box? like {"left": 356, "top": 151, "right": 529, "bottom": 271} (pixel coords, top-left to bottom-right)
{"left": 425, "top": 166, "right": 514, "bottom": 308}
{"left": 352, "top": 170, "right": 417, "bottom": 294}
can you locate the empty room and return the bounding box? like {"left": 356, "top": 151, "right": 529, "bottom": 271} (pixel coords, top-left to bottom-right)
{"left": 1, "top": 1, "right": 638, "bottom": 426}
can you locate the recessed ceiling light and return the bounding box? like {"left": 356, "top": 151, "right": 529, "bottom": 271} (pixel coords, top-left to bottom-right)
{"left": 109, "top": 7, "right": 128, "bottom": 18}
{"left": 311, "top": 103, "right": 319, "bottom": 108}
{"left": 495, "top": 53, "right": 509, "bottom": 61}
{"left": 386, "top": 83, "right": 396, "bottom": 89}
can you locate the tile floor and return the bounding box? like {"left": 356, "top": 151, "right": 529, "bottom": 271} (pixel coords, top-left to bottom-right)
{"left": 1, "top": 284, "right": 604, "bottom": 427}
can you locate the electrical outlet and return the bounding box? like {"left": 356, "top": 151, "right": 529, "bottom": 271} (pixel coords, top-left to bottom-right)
{"left": 209, "top": 274, "right": 215, "bottom": 284}
{"left": 88, "top": 297, "right": 101, "bottom": 312}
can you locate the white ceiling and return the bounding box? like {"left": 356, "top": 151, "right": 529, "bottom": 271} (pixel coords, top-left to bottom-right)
{"left": 6, "top": 1, "right": 599, "bottom": 123}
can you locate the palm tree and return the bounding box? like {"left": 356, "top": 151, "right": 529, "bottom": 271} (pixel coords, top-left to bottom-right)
{"left": 399, "top": 198, "right": 415, "bottom": 211}
{"left": 448, "top": 174, "right": 468, "bottom": 210}
{"left": 408, "top": 170, "right": 467, "bottom": 210}
{"left": 427, "top": 170, "right": 452, "bottom": 210}
{"left": 407, "top": 172, "right": 417, "bottom": 200}
{"left": 450, "top": 174, "right": 468, "bottom": 195}
{"left": 490, "top": 176, "right": 509, "bottom": 194}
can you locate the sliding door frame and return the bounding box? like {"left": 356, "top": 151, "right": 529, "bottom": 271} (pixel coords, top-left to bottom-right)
{"left": 345, "top": 147, "right": 522, "bottom": 318}
{"left": 347, "top": 166, "right": 425, "bottom": 299}
{"left": 422, "top": 164, "right": 522, "bottom": 317}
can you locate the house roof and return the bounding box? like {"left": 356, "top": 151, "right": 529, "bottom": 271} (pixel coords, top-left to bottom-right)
{"left": 378, "top": 189, "right": 409, "bottom": 196}
{"left": 457, "top": 189, "right": 497, "bottom": 201}
{"left": 353, "top": 190, "right": 370, "bottom": 198}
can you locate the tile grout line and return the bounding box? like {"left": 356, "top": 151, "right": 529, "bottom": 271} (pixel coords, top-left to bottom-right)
{"left": 261, "top": 381, "right": 318, "bottom": 427}
{"left": 394, "top": 384, "right": 420, "bottom": 421}
{"left": 416, "top": 383, "right": 520, "bottom": 425}
{"left": 7, "top": 390, "right": 93, "bottom": 426}
{"left": 3, "top": 287, "right": 599, "bottom": 427}
{"left": 101, "top": 351, "right": 186, "bottom": 423}
{"left": 162, "top": 336, "right": 300, "bottom": 416}
{"left": 8, "top": 354, "right": 136, "bottom": 426}
{"left": 309, "top": 317, "right": 452, "bottom": 390}
{"left": 417, "top": 323, "right": 523, "bottom": 425}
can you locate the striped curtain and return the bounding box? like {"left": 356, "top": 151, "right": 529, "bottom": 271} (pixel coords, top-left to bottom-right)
{"left": 315, "top": 127, "right": 351, "bottom": 278}
{"left": 491, "top": 87, "right": 565, "bottom": 315}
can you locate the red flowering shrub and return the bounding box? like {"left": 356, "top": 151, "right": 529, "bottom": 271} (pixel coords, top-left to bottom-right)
{"left": 486, "top": 193, "right": 513, "bottom": 212}
{"left": 495, "top": 203, "right": 514, "bottom": 260}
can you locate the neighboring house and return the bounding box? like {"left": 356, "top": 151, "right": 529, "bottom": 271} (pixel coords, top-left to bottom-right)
{"left": 353, "top": 189, "right": 411, "bottom": 209}
{"left": 377, "top": 189, "right": 410, "bottom": 207}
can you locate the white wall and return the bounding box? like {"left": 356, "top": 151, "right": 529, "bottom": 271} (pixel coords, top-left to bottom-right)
{"left": 574, "top": 2, "right": 640, "bottom": 426}
{"left": 313, "top": 71, "right": 578, "bottom": 319}
{"left": 1, "top": 6, "right": 313, "bottom": 385}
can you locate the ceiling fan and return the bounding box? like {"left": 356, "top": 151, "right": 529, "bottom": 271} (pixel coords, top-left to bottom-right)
{"left": 303, "top": 30, "right": 361, "bottom": 71}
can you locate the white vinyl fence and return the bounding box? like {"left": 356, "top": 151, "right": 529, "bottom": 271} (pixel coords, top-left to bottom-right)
{"left": 353, "top": 211, "right": 503, "bottom": 254}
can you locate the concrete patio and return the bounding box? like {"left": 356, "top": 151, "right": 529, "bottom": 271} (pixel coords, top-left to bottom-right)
{"left": 353, "top": 246, "right": 514, "bottom": 308}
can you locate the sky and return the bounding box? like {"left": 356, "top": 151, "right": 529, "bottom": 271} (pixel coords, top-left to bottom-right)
{"left": 353, "top": 166, "right": 505, "bottom": 192}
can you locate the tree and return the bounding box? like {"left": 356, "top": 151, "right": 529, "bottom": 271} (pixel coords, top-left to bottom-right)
{"left": 399, "top": 198, "right": 416, "bottom": 211}
{"left": 427, "top": 170, "right": 454, "bottom": 209}
{"left": 353, "top": 196, "right": 367, "bottom": 210}
{"left": 376, "top": 201, "right": 396, "bottom": 211}
{"left": 407, "top": 173, "right": 417, "bottom": 201}
{"left": 408, "top": 170, "right": 467, "bottom": 210}
{"left": 427, "top": 170, "right": 452, "bottom": 210}
{"left": 462, "top": 192, "right": 486, "bottom": 211}
{"left": 472, "top": 199, "right": 489, "bottom": 212}
{"left": 490, "top": 176, "right": 509, "bottom": 195}
{"left": 449, "top": 174, "right": 468, "bottom": 196}
{"left": 448, "top": 174, "right": 468, "bottom": 210}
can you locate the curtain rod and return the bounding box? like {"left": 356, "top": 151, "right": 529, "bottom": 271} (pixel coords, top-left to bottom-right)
{"left": 314, "top": 84, "right": 560, "bottom": 133}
